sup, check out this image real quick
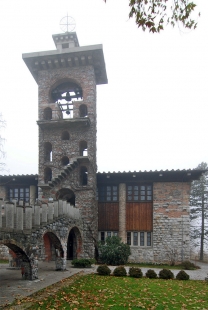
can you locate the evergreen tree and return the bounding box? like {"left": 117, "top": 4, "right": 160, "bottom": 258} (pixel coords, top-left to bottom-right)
{"left": 190, "top": 162, "right": 208, "bottom": 261}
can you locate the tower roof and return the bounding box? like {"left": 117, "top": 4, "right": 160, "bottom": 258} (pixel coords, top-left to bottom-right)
{"left": 22, "top": 32, "right": 108, "bottom": 85}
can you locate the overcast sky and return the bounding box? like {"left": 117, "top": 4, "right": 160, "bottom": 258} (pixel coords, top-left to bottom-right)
{"left": 0, "top": 0, "right": 208, "bottom": 175}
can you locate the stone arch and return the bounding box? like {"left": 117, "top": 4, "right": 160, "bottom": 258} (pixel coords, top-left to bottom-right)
{"left": 43, "top": 107, "right": 52, "bottom": 120}
{"left": 67, "top": 227, "right": 82, "bottom": 260}
{"left": 61, "top": 130, "right": 70, "bottom": 140}
{"left": 49, "top": 78, "right": 83, "bottom": 103}
{"left": 79, "top": 104, "right": 88, "bottom": 117}
{"left": 43, "top": 231, "right": 65, "bottom": 270}
{"left": 56, "top": 188, "right": 75, "bottom": 206}
{"left": 0, "top": 239, "right": 35, "bottom": 280}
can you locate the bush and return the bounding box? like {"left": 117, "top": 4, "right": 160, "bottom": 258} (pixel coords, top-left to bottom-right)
{"left": 129, "top": 267, "right": 143, "bottom": 278}
{"left": 113, "top": 266, "right": 127, "bottom": 277}
{"left": 159, "top": 268, "right": 174, "bottom": 280}
{"left": 145, "top": 269, "right": 157, "bottom": 279}
{"left": 176, "top": 270, "right": 190, "bottom": 280}
{"left": 181, "top": 260, "right": 197, "bottom": 270}
{"left": 71, "top": 258, "right": 93, "bottom": 268}
{"left": 98, "top": 236, "right": 131, "bottom": 265}
{"left": 97, "top": 264, "right": 111, "bottom": 276}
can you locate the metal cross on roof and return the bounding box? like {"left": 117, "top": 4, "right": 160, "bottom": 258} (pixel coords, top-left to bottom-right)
{"left": 60, "top": 14, "right": 76, "bottom": 33}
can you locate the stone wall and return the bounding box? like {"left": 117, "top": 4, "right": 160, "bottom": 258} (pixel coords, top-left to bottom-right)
{"left": 153, "top": 182, "right": 191, "bottom": 263}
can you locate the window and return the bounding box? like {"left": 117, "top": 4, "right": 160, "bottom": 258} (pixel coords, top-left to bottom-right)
{"left": 80, "top": 166, "right": 88, "bottom": 185}
{"left": 9, "top": 188, "right": 29, "bottom": 202}
{"left": 44, "top": 167, "right": 52, "bottom": 183}
{"left": 133, "top": 232, "right": 138, "bottom": 246}
{"left": 127, "top": 232, "right": 131, "bottom": 245}
{"left": 98, "top": 185, "right": 118, "bottom": 202}
{"left": 61, "top": 131, "right": 70, "bottom": 140}
{"left": 127, "top": 232, "right": 152, "bottom": 247}
{"left": 79, "top": 141, "right": 88, "bottom": 156}
{"left": 127, "top": 184, "right": 152, "bottom": 202}
{"left": 44, "top": 142, "right": 52, "bottom": 162}
{"left": 61, "top": 156, "right": 69, "bottom": 166}
{"left": 43, "top": 107, "right": 52, "bottom": 120}
{"left": 79, "top": 104, "right": 88, "bottom": 117}
{"left": 99, "top": 231, "right": 119, "bottom": 242}
{"left": 62, "top": 43, "right": 69, "bottom": 49}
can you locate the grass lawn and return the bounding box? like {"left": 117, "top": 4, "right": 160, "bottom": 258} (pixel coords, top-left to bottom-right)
{"left": 11, "top": 274, "right": 208, "bottom": 310}
{"left": 0, "top": 259, "right": 8, "bottom": 264}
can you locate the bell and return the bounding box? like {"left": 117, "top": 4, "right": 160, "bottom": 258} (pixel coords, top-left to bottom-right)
{"left": 66, "top": 110, "right": 70, "bottom": 115}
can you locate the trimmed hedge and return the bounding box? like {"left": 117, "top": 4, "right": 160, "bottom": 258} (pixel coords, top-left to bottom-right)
{"left": 129, "top": 267, "right": 143, "bottom": 278}
{"left": 145, "top": 269, "right": 157, "bottom": 279}
{"left": 97, "top": 264, "right": 111, "bottom": 276}
{"left": 113, "top": 266, "right": 127, "bottom": 277}
{"left": 71, "top": 258, "right": 94, "bottom": 268}
{"left": 159, "top": 268, "right": 174, "bottom": 280}
{"left": 176, "top": 270, "right": 190, "bottom": 280}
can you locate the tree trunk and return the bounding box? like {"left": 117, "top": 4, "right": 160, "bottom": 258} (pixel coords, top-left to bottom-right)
{"left": 200, "top": 195, "right": 204, "bottom": 261}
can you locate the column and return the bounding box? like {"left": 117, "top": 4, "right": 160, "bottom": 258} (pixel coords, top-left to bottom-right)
{"left": 29, "top": 185, "right": 36, "bottom": 206}
{"left": 48, "top": 202, "right": 54, "bottom": 221}
{"left": 34, "top": 204, "right": 40, "bottom": 226}
{"left": 119, "top": 183, "right": 126, "bottom": 243}
{"left": 25, "top": 206, "right": 33, "bottom": 229}
{"left": 6, "top": 202, "right": 14, "bottom": 229}
{"left": 42, "top": 203, "right": 47, "bottom": 223}
{"left": 16, "top": 206, "right": 24, "bottom": 230}
{"left": 54, "top": 200, "right": 58, "bottom": 218}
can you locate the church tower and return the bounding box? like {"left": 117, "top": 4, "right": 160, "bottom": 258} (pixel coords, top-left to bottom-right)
{"left": 23, "top": 30, "right": 107, "bottom": 257}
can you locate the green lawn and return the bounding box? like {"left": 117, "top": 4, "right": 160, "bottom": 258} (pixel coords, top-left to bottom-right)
{"left": 16, "top": 274, "right": 208, "bottom": 310}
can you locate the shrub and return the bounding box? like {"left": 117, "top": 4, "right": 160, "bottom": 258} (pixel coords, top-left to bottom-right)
{"left": 97, "top": 264, "right": 111, "bottom": 276}
{"left": 71, "top": 258, "right": 92, "bottom": 268}
{"left": 145, "top": 269, "right": 157, "bottom": 279}
{"left": 129, "top": 267, "right": 143, "bottom": 278}
{"left": 181, "top": 260, "right": 198, "bottom": 270}
{"left": 98, "top": 236, "right": 131, "bottom": 265}
{"left": 159, "top": 268, "right": 174, "bottom": 280}
{"left": 176, "top": 270, "right": 190, "bottom": 280}
{"left": 113, "top": 266, "right": 127, "bottom": 277}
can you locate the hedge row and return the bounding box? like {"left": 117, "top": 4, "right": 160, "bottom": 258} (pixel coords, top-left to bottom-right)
{"left": 97, "top": 265, "right": 190, "bottom": 280}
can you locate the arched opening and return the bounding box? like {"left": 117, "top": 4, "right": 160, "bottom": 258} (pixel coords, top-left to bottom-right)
{"left": 44, "top": 167, "right": 52, "bottom": 183}
{"left": 44, "top": 142, "right": 52, "bottom": 162}
{"left": 50, "top": 80, "right": 83, "bottom": 118}
{"left": 79, "top": 104, "right": 88, "bottom": 117}
{"left": 61, "top": 131, "right": 70, "bottom": 140}
{"left": 0, "top": 241, "right": 35, "bottom": 280}
{"left": 44, "top": 107, "right": 52, "bottom": 120}
{"left": 56, "top": 188, "right": 75, "bottom": 206}
{"left": 79, "top": 141, "right": 88, "bottom": 156}
{"left": 80, "top": 166, "right": 88, "bottom": 186}
{"left": 61, "top": 156, "right": 69, "bottom": 166}
{"left": 67, "top": 227, "right": 82, "bottom": 260}
{"left": 43, "top": 232, "right": 63, "bottom": 262}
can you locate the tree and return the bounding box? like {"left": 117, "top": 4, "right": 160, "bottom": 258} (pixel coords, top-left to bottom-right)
{"left": 98, "top": 236, "right": 131, "bottom": 265}
{"left": 104, "top": 0, "right": 199, "bottom": 33}
{"left": 0, "top": 113, "right": 6, "bottom": 171}
{"left": 190, "top": 162, "right": 208, "bottom": 261}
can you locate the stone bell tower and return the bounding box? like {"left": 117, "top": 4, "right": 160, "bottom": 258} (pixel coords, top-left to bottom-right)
{"left": 23, "top": 30, "right": 107, "bottom": 257}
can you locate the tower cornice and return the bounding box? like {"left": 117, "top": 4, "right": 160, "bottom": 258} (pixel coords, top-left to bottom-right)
{"left": 22, "top": 44, "right": 107, "bottom": 85}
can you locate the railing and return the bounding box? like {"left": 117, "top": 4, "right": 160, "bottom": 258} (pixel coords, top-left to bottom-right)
{"left": 0, "top": 199, "right": 80, "bottom": 230}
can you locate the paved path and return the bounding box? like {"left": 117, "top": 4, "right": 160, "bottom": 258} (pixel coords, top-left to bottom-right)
{"left": 0, "top": 260, "right": 207, "bottom": 308}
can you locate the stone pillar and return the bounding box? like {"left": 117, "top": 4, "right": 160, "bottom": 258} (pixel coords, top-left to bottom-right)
{"left": 0, "top": 198, "right": 3, "bottom": 228}
{"left": 119, "top": 183, "right": 126, "bottom": 243}
{"left": 30, "top": 185, "right": 36, "bottom": 206}
{"left": 25, "top": 206, "right": 33, "bottom": 229}
{"left": 42, "top": 203, "right": 47, "bottom": 223}
{"left": 6, "top": 202, "right": 14, "bottom": 229}
{"left": 54, "top": 200, "right": 58, "bottom": 218}
{"left": 12, "top": 199, "right": 17, "bottom": 214}
{"left": 63, "top": 200, "right": 67, "bottom": 215}
{"left": 19, "top": 200, "right": 24, "bottom": 206}
{"left": 34, "top": 204, "right": 40, "bottom": 226}
{"left": 55, "top": 257, "right": 66, "bottom": 271}
{"left": 58, "top": 200, "right": 63, "bottom": 216}
{"left": 16, "top": 206, "right": 24, "bottom": 230}
{"left": 48, "top": 202, "right": 54, "bottom": 221}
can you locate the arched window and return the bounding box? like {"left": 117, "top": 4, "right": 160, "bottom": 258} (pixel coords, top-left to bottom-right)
{"left": 44, "top": 142, "right": 52, "bottom": 162}
{"left": 80, "top": 166, "right": 88, "bottom": 186}
{"left": 61, "top": 131, "right": 70, "bottom": 140}
{"left": 61, "top": 156, "right": 69, "bottom": 166}
{"left": 44, "top": 107, "right": 52, "bottom": 120}
{"left": 44, "top": 167, "right": 52, "bottom": 183}
{"left": 79, "top": 141, "right": 88, "bottom": 156}
{"left": 79, "top": 104, "right": 88, "bottom": 117}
